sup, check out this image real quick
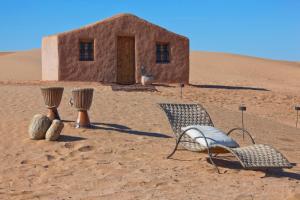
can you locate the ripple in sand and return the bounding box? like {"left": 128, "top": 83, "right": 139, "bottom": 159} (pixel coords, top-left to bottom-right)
{"left": 234, "top": 194, "right": 254, "bottom": 200}
{"left": 278, "top": 137, "right": 295, "bottom": 143}
{"left": 64, "top": 142, "right": 74, "bottom": 149}
{"left": 45, "top": 154, "right": 55, "bottom": 161}
{"left": 78, "top": 145, "right": 94, "bottom": 152}
{"left": 20, "top": 160, "right": 28, "bottom": 164}
{"left": 96, "top": 160, "right": 111, "bottom": 165}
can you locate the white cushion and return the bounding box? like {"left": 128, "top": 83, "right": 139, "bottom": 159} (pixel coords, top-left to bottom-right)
{"left": 181, "top": 125, "right": 239, "bottom": 148}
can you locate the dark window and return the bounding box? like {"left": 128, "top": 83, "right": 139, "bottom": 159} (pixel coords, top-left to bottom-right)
{"left": 79, "top": 40, "right": 94, "bottom": 61}
{"left": 156, "top": 43, "right": 170, "bottom": 63}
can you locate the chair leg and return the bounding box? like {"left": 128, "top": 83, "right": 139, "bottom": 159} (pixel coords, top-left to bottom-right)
{"left": 167, "top": 139, "right": 181, "bottom": 159}
{"left": 207, "top": 151, "right": 220, "bottom": 174}
{"left": 167, "top": 132, "right": 186, "bottom": 159}
{"left": 167, "top": 127, "right": 221, "bottom": 173}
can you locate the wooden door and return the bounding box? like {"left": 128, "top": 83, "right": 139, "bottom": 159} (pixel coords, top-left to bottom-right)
{"left": 117, "top": 36, "right": 135, "bottom": 84}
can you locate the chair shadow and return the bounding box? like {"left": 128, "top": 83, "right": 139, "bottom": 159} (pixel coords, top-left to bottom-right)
{"left": 57, "top": 135, "right": 87, "bottom": 142}
{"left": 91, "top": 124, "right": 171, "bottom": 138}
{"left": 262, "top": 167, "right": 300, "bottom": 180}
{"left": 208, "top": 157, "right": 300, "bottom": 180}
{"left": 208, "top": 157, "right": 244, "bottom": 170}
{"left": 190, "top": 84, "right": 270, "bottom": 91}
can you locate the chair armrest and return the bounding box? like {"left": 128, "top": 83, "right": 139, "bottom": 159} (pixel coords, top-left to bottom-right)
{"left": 180, "top": 127, "right": 211, "bottom": 148}
{"left": 226, "top": 127, "right": 255, "bottom": 144}
{"left": 179, "top": 127, "right": 220, "bottom": 174}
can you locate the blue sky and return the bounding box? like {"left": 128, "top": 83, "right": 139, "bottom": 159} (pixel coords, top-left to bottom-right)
{"left": 1, "top": 0, "right": 299, "bottom": 61}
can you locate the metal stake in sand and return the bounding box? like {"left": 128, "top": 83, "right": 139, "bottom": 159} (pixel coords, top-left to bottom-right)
{"left": 295, "top": 106, "right": 300, "bottom": 128}
{"left": 239, "top": 105, "right": 247, "bottom": 140}
{"left": 180, "top": 83, "right": 184, "bottom": 99}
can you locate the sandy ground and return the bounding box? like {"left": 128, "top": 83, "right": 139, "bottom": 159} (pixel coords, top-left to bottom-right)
{"left": 0, "top": 50, "right": 299, "bottom": 199}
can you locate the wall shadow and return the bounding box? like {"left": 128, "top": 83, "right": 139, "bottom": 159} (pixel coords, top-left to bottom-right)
{"left": 111, "top": 84, "right": 158, "bottom": 92}
{"left": 190, "top": 84, "right": 270, "bottom": 91}
{"left": 152, "top": 83, "right": 176, "bottom": 88}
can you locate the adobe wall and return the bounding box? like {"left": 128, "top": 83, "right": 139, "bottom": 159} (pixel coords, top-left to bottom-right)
{"left": 56, "top": 15, "right": 189, "bottom": 83}
{"left": 42, "top": 36, "right": 59, "bottom": 80}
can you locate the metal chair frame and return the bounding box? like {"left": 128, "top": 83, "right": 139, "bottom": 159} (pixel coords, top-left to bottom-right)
{"left": 159, "top": 103, "right": 291, "bottom": 173}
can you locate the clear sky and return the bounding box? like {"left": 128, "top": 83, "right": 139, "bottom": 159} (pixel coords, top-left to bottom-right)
{"left": 1, "top": 0, "right": 299, "bottom": 61}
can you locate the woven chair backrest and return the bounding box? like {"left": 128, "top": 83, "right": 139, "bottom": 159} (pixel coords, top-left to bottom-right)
{"left": 159, "top": 103, "right": 214, "bottom": 137}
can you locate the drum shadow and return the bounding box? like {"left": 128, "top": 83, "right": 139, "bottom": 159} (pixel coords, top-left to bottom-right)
{"left": 57, "top": 135, "right": 87, "bottom": 142}
{"left": 91, "top": 124, "right": 171, "bottom": 138}
{"left": 92, "top": 122, "right": 131, "bottom": 130}
{"left": 61, "top": 119, "right": 75, "bottom": 123}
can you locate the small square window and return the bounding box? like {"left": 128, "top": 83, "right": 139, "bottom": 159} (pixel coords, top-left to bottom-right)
{"left": 156, "top": 43, "right": 170, "bottom": 63}
{"left": 79, "top": 40, "right": 94, "bottom": 61}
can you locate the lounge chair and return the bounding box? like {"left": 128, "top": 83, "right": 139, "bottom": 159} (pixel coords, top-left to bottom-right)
{"left": 159, "top": 103, "right": 292, "bottom": 173}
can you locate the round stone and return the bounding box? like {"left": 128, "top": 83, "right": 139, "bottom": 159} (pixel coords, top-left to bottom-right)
{"left": 28, "top": 114, "right": 52, "bottom": 140}
{"left": 45, "top": 120, "right": 64, "bottom": 141}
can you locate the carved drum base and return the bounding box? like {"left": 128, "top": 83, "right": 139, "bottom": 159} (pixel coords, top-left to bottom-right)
{"left": 75, "top": 110, "right": 91, "bottom": 128}
{"left": 47, "top": 107, "right": 60, "bottom": 120}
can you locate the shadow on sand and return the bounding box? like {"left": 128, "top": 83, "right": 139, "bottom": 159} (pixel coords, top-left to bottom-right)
{"left": 111, "top": 84, "right": 158, "bottom": 92}
{"left": 207, "top": 157, "right": 299, "bottom": 179}
{"left": 262, "top": 167, "right": 300, "bottom": 180}
{"left": 62, "top": 121, "right": 169, "bottom": 138}
{"left": 93, "top": 122, "right": 131, "bottom": 130}
{"left": 61, "top": 119, "right": 76, "bottom": 123}
{"left": 57, "top": 135, "right": 86, "bottom": 142}
{"left": 152, "top": 83, "right": 176, "bottom": 88}
{"left": 91, "top": 122, "right": 171, "bottom": 139}
{"left": 190, "top": 84, "right": 270, "bottom": 91}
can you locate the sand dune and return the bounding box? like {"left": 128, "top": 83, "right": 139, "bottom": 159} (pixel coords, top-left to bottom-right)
{"left": 0, "top": 52, "right": 14, "bottom": 56}
{"left": 0, "top": 49, "right": 41, "bottom": 81}
{"left": 190, "top": 51, "right": 300, "bottom": 92}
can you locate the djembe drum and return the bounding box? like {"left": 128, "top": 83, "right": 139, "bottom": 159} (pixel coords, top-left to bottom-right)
{"left": 70, "top": 88, "right": 94, "bottom": 128}
{"left": 41, "top": 87, "right": 64, "bottom": 120}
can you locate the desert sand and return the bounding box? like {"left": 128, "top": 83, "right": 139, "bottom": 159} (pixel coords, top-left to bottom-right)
{"left": 0, "top": 49, "right": 41, "bottom": 81}
{"left": 0, "top": 50, "right": 299, "bottom": 200}
{"left": 190, "top": 51, "right": 300, "bottom": 93}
